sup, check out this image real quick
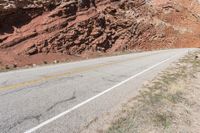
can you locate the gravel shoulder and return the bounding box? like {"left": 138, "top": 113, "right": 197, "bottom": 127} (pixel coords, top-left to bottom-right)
{"left": 107, "top": 50, "right": 200, "bottom": 133}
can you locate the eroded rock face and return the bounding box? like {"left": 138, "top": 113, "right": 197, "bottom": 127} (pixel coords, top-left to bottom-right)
{"left": 0, "top": 0, "right": 200, "bottom": 67}
{"left": 0, "top": 0, "right": 162, "bottom": 67}
{"left": 0, "top": 0, "right": 153, "bottom": 53}
{"left": 0, "top": 0, "right": 64, "bottom": 34}
{"left": 37, "top": 7, "right": 153, "bottom": 55}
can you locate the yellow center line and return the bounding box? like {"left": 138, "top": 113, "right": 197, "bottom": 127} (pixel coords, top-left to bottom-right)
{"left": 0, "top": 53, "right": 159, "bottom": 92}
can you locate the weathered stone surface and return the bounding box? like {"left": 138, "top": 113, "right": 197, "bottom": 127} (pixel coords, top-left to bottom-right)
{"left": 0, "top": 0, "right": 200, "bottom": 67}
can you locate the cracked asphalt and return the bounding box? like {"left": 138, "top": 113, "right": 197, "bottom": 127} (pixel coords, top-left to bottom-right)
{"left": 0, "top": 49, "right": 195, "bottom": 133}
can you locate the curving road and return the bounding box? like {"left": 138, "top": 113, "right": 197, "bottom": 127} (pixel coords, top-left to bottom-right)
{"left": 0, "top": 49, "right": 195, "bottom": 133}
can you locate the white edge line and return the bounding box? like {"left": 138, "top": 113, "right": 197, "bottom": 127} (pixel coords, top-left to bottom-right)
{"left": 24, "top": 54, "right": 179, "bottom": 133}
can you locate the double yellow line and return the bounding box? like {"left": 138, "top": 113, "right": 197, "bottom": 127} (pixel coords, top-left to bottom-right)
{"left": 0, "top": 53, "right": 157, "bottom": 92}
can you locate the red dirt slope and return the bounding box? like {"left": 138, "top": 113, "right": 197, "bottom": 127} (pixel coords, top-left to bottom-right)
{"left": 0, "top": 0, "right": 199, "bottom": 69}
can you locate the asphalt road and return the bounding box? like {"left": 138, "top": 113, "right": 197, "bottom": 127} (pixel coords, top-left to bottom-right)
{"left": 0, "top": 49, "right": 195, "bottom": 133}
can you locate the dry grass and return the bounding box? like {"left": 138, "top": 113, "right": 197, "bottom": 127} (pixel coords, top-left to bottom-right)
{"left": 107, "top": 50, "right": 200, "bottom": 133}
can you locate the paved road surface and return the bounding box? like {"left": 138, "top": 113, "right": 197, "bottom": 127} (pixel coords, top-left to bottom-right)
{"left": 0, "top": 49, "right": 195, "bottom": 133}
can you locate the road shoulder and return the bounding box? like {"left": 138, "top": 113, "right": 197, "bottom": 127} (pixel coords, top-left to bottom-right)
{"left": 106, "top": 50, "right": 200, "bottom": 133}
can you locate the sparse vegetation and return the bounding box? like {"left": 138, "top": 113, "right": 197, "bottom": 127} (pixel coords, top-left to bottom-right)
{"left": 107, "top": 50, "right": 200, "bottom": 133}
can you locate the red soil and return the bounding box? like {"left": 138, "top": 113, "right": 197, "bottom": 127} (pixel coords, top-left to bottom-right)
{"left": 0, "top": 0, "right": 199, "bottom": 69}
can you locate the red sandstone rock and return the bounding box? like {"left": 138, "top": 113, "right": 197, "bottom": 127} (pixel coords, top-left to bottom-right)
{"left": 0, "top": 0, "right": 200, "bottom": 67}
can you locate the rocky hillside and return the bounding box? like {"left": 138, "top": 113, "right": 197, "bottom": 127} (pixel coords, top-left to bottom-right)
{"left": 0, "top": 0, "right": 199, "bottom": 69}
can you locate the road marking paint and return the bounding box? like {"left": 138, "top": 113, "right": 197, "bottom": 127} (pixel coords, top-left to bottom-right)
{"left": 0, "top": 53, "right": 159, "bottom": 92}
{"left": 24, "top": 54, "right": 178, "bottom": 133}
